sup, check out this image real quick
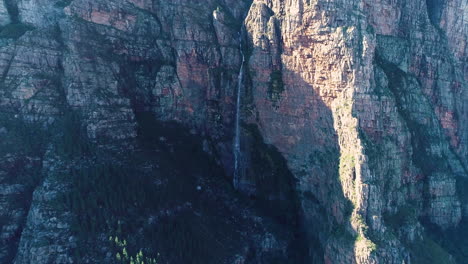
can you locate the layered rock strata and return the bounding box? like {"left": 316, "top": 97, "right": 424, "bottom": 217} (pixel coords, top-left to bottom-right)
{"left": 0, "top": 0, "right": 466, "bottom": 263}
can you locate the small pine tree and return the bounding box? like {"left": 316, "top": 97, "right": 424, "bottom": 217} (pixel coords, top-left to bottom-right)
{"left": 111, "top": 236, "right": 158, "bottom": 264}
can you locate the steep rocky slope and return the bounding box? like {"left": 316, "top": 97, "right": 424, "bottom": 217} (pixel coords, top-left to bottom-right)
{"left": 0, "top": 0, "right": 466, "bottom": 263}
{"left": 242, "top": 0, "right": 468, "bottom": 262}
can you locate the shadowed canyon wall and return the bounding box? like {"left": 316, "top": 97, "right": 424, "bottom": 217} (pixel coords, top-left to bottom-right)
{"left": 0, "top": 0, "right": 467, "bottom": 263}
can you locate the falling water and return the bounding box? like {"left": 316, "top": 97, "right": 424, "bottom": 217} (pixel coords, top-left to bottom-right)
{"left": 233, "top": 30, "right": 245, "bottom": 189}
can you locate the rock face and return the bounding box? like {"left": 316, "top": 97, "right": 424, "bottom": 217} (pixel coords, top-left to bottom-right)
{"left": 0, "top": 0, "right": 466, "bottom": 263}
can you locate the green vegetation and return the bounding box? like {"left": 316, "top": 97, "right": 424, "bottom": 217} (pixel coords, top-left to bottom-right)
{"left": 0, "top": 23, "right": 34, "bottom": 40}
{"left": 110, "top": 236, "right": 158, "bottom": 264}
{"left": 376, "top": 54, "right": 462, "bottom": 263}
{"left": 339, "top": 153, "right": 356, "bottom": 182}
{"left": 330, "top": 224, "right": 356, "bottom": 244}
{"left": 61, "top": 162, "right": 160, "bottom": 235}
{"left": 0, "top": 109, "right": 308, "bottom": 263}
{"left": 421, "top": 217, "right": 468, "bottom": 264}
{"left": 376, "top": 54, "right": 449, "bottom": 176}
{"left": 351, "top": 214, "right": 379, "bottom": 253}
{"left": 355, "top": 233, "right": 378, "bottom": 253}
{"left": 308, "top": 149, "right": 339, "bottom": 168}
{"left": 53, "top": 112, "right": 258, "bottom": 263}
{"left": 409, "top": 234, "right": 455, "bottom": 264}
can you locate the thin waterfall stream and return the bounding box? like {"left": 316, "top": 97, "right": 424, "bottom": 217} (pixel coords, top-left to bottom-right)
{"left": 233, "top": 30, "right": 245, "bottom": 190}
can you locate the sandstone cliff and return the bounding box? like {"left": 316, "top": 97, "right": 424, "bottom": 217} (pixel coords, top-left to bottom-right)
{"left": 0, "top": 0, "right": 466, "bottom": 263}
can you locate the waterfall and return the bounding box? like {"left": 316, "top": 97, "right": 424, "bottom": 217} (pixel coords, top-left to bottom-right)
{"left": 233, "top": 30, "right": 245, "bottom": 189}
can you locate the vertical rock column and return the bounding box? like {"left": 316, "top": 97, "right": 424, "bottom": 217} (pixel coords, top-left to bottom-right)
{"left": 0, "top": 0, "right": 11, "bottom": 26}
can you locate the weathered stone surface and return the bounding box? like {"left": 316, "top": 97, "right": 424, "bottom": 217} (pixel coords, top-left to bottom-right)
{"left": 0, "top": 0, "right": 10, "bottom": 26}
{"left": 14, "top": 155, "right": 74, "bottom": 264}
{"left": 243, "top": 0, "right": 467, "bottom": 263}
{"left": 0, "top": 0, "right": 467, "bottom": 263}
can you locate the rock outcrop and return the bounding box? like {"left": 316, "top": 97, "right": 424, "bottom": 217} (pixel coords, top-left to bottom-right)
{"left": 0, "top": 0, "right": 466, "bottom": 263}
{"left": 242, "top": 0, "right": 467, "bottom": 263}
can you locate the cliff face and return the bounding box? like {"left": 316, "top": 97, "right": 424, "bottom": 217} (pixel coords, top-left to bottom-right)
{"left": 243, "top": 0, "right": 468, "bottom": 263}
{"left": 0, "top": 0, "right": 466, "bottom": 263}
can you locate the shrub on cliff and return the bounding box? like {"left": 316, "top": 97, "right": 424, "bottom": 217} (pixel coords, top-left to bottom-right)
{"left": 110, "top": 236, "right": 158, "bottom": 264}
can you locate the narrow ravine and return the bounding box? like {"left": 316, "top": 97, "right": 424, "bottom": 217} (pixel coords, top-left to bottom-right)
{"left": 233, "top": 29, "right": 245, "bottom": 190}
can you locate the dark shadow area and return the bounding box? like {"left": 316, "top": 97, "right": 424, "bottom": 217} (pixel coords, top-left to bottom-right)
{"left": 419, "top": 177, "right": 468, "bottom": 264}
{"left": 3, "top": 0, "right": 19, "bottom": 23}
{"left": 0, "top": 23, "right": 34, "bottom": 40}
{"left": 242, "top": 10, "right": 357, "bottom": 260}
{"left": 58, "top": 112, "right": 236, "bottom": 263}
{"left": 0, "top": 0, "right": 35, "bottom": 40}
{"left": 376, "top": 52, "right": 467, "bottom": 264}
{"left": 0, "top": 114, "right": 47, "bottom": 263}
{"left": 420, "top": 217, "right": 468, "bottom": 264}
{"left": 0, "top": 1, "right": 359, "bottom": 263}
{"left": 426, "top": 0, "right": 445, "bottom": 26}
{"left": 51, "top": 110, "right": 307, "bottom": 263}
{"left": 240, "top": 123, "right": 310, "bottom": 263}
{"left": 375, "top": 54, "right": 451, "bottom": 177}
